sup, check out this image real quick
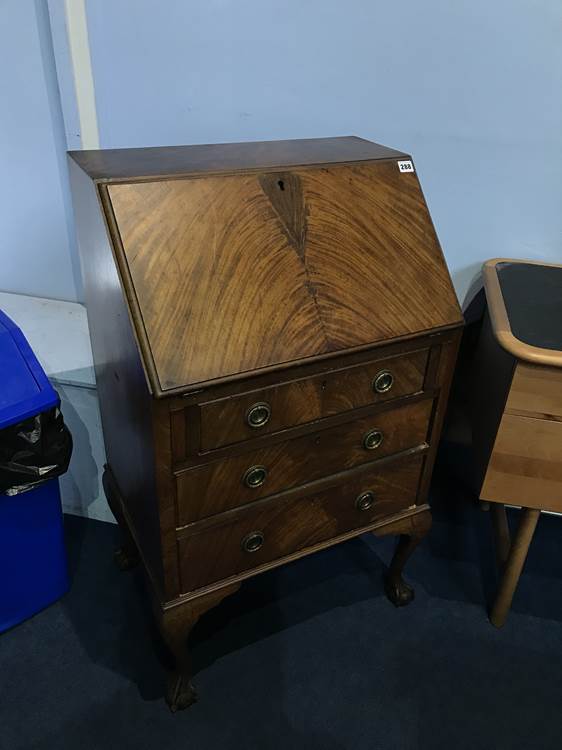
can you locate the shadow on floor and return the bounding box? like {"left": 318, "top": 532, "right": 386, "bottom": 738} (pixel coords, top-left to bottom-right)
{"left": 3, "top": 461, "right": 562, "bottom": 749}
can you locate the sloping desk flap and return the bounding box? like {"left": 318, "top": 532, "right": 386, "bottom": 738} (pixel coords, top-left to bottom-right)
{"left": 106, "top": 160, "right": 461, "bottom": 392}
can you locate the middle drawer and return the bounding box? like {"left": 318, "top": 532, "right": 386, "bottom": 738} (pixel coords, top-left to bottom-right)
{"left": 176, "top": 398, "right": 432, "bottom": 525}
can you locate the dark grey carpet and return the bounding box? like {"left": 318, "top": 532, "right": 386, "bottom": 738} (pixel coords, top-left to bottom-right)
{"left": 2, "top": 463, "right": 562, "bottom": 750}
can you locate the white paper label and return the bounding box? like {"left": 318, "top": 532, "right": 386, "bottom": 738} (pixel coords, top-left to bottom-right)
{"left": 397, "top": 160, "right": 414, "bottom": 173}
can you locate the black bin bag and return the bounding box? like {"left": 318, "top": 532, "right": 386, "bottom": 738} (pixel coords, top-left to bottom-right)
{"left": 0, "top": 406, "right": 73, "bottom": 496}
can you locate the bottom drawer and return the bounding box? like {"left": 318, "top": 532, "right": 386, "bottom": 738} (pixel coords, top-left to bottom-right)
{"left": 178, "top": 453, "right": 424, "bottom": 593}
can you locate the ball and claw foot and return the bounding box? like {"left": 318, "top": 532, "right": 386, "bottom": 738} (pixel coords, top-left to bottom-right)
{"left": 166, "top": 674, "right": 198, "bottom": 713}
{"left": 384, "top": 574, "right": 415, "bottom": 607}
{"left": 113, "top": 546, "right": 140, "bottom": 571}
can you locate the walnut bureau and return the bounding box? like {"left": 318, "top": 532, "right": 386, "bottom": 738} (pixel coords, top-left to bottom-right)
{"left": 68, "top": 137, "right": 463, "bottom": 711}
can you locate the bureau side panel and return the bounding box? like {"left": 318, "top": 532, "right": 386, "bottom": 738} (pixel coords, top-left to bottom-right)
{"left": 416, "top": 328, "right": 462, "bottom": 504}
{"left": 68, "top": 159, "right": 165, "bottom": 595}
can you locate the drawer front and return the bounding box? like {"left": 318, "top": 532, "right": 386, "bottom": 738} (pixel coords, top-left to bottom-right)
{"left": 482, "top": 413, "right": 562, "bottom": 512}
{"left": 198, "top": 348, "right": 428, "bottom": 451}
{"left": 506, "top": 362, "right": 562, "bottom": 420}
{"left": 178, "top": 454, "right": 423, "bottom": 593}
{"left": 177, "top": 398, "right": 432, "bottom": 524}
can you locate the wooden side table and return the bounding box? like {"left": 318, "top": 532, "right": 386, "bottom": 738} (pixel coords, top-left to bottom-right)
{"left": 469, "top": 258, "right": 562, "bottom": 627}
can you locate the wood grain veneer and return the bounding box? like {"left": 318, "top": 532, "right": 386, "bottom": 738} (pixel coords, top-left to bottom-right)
{"left": 68, "top": 136, "right": 462, "bottom": 710}
{"left": 178, "top": 453, "right": 424, "bottom": 592}
{"left": 197, "top": 348, "right": 429, "bottom": 450}
{"left": 176, "top": 398, "right": 432, "bottom": 524}
{"left": 105, "top": 161, "right": 460, "bottom": 392}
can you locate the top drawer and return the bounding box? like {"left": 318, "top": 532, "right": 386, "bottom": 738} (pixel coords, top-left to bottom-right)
{"left": 198, "top": 349, "right": 428, "bottom": 451}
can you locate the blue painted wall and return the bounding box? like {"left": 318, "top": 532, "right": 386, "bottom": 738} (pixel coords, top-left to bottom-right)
{"left": 85, "top": 0, "right": 562, "bottom": 302}
{"left": 2, "top": 2, "right": 561, "bottom": 304}
{"left": 0, "top": 0, "right": 81, "bottom": 302}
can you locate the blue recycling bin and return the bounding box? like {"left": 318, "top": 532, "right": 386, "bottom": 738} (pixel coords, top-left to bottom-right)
{"left": 0, "top": 309, "right": 70, "bottom": 632}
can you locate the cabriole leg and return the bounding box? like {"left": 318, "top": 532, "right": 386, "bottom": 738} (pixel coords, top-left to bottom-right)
{"left": 156, "top": 584, "right": 240, "bottom": 712}
{"left": 379, "top": 510, "right": 432, "bottom": 607}
{"left": 102, "top": 465, "right": 140, "bottom": 571}
{"left": 160, "top": 605, "right": 198, "bottom": 712}
{"left": 489, "top": 507, "right": 540, "bottom": 628}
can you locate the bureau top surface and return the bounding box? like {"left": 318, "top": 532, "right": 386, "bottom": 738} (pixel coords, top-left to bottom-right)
{"left": 68, "top": 136, "right": 406, "bottom": 182}
{"left": 72, "top": 137, "right": 462, "bottom": 394}
{"left": 484, "top": 258, "right": 562, "bottom": 368}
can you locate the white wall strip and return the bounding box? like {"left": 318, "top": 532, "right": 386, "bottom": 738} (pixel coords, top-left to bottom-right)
{"left": 64, "top": 0, "right": 99, "bottom": 149}
{"left": 47, "top": 0, "right": 82, "bottom": 150}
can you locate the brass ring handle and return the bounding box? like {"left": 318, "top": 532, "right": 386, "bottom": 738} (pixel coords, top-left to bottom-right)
{"left": 355, "top": 491, "right": 375, "bottom": 512}
{"left": 372, "top": 369, "right": 394, "bottom": 394}
{"left": 242, "top": 465, "right": 268, "bottom": 488}
{"left": 363, "top": 429, "right": 384, "bottom": 451}
{"left": 241, "top": 530, "right": 264, "bottom": 553}
{"left": 246, "top": 402, "right": 271, "bottom": 428}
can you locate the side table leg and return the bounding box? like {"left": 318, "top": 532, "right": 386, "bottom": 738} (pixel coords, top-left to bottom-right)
{"left": 490, "top": 502, "right": 511, "bottom": 568}
{"left": 489, "top": 507, "right": 540, "bottom": 628}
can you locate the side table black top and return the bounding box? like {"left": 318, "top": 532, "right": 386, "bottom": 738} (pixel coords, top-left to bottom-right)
{"left": 483, "top": 258, "right": 562, "bottom": 368}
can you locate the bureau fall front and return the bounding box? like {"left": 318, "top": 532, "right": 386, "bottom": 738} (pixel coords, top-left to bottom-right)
{"left": 68, "top": 136, "right": 462, "bottom": 711}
